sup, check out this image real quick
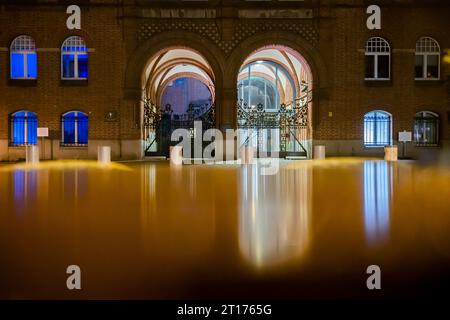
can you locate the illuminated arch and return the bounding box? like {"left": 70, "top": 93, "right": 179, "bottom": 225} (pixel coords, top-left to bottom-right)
{"left": 142, "top": 47, "right": 216, "bottom": 106}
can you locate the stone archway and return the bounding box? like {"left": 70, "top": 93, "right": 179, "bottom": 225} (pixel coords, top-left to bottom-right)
{"left": 227, "top": 32, "right": 329, "bottom": 95}
{"left": 223, "top": 32, "right": 330, "bottom": 159}
{"left": 225, "top": 32, "right": 329, "bottom": 129}
{"left": 123, "top": 32, "right": 225, "bottom": 157}
{"left": 124, "top": 31, "right": 225, "bottom": 101}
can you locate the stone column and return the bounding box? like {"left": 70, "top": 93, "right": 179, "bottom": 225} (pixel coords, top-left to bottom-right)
{"left": 216, "top": 87, "right": 238, "bottom": 161}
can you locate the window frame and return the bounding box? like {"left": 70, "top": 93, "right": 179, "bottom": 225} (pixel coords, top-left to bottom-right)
{"left": 61, "top": 36, "right": 88, "bottom": 80}
{"left": 365, "top": 37, "right": 391, "bottom": 81}
{"left": 414, "top": 111, "right": 439, "bottom": 146}
{"left": 10, "top": 35, "right": 38, "bottom": 80}
{"left": 61, "top": 111, "right": 89, "bottom": 146}
{"left": 415, "top": 37, "right": 440, "bottom": 81}
{"left": 10, "top": 110, "right": 38, "bottom": 146}
{"left": 237, "top": 61, "right": 296, "bottom": 112}
{"left": 363, "top": 110, "right": 393, "bottom": 148}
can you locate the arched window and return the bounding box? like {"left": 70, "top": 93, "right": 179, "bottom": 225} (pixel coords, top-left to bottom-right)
{"left": 415, "top": 37, "right": 440, "bottom": 80}
{"left": 10, "top": 111, "right": 38, "bottom": 146}
{"left": 61, "top": 36, "right": 88, "bottom": 80}
{"left": 238, "top": 76, "right": 278, "bottom": 110}
{"left": 61, "top": 111, "right": 89, "bottom": 146}
{"left": 10, "top": 35, "right": 37, "bottom": 79}
{"left": 414, "top": 111, "right": 439, "bottom": 146}
{"left": 237, "top": 61, "right": 296, "bottom": 111}
{"left": 364, "top": 111, "right": 392, "bottom": 147}
{"left": 365, "top": 37, "right": 391, "bottom": 80}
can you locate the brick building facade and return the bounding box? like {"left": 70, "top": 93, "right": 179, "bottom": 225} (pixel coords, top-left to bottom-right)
{"left": 0, "top": 0, "right": 449, "bottom": 161}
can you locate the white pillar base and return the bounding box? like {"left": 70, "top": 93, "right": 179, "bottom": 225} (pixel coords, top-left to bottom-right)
{"left": 170, "top": 146, "right": 183, "bottom": 165}
{"left": 384, "top": 146, "right": 398, "bottom": 161}
{"left": 313, "top": 145, "right": 326, "bottom": 159}
{"left": 26, "top": 145, "right": 39, "bottom": 164}
{"left": 97, "top": 146, "right": 111, "bottom": 164}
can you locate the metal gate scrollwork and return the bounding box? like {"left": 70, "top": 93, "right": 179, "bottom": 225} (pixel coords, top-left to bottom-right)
{"left": 143, "top": 97, "right": 216, "bottom": 157}
{"left": 237, "top": 89, "right": 313, "bottom": 158}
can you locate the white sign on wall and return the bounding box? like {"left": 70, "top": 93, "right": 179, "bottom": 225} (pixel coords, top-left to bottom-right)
{"left": 37, "top": 127, "right": 49, "bottom": 138}
{"left": 398, "top": 131, "right": 412, "bottom": 142}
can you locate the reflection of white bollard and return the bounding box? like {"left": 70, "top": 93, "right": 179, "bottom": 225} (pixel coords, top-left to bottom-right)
{"left": 384, "top": 145, "right": 398, "bottom": 161}
{"left": 97, "top": 146, "right": 111, "bottom": 164}
{"left": 170, "top": 146, "right": 183, "bottom": 165}
{"left": 313, "top": 145, "right": 326, "bottom": 159}
{"left": 241, "top": 146, "right": 254, "bottom": 164}
{"left": 26, "top": 145, "right": 39, "bottom": 164}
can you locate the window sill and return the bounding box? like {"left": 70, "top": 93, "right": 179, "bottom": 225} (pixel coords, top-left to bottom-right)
{"left": 414, "top": 79, "right": 445, "bottom": 87}
{"left": 414, "top": 144, "right": 440, "bottom": 148}
{"left": 60, "top": 145, "right": 88, "bottom": 149}
{"left": 364, "top": 145, "right": 391, "bottom": 149}
{"left": 60, "top": 79, "right": 88, "bottom": 86}
{"left": 364, "top": 79, "right": 392, "bottom": 87}
{"left": 8, "top": 144, "right": 37, "bottom": 148}
{"left": 8, "top": 79, "right": 37, "bottom": 87}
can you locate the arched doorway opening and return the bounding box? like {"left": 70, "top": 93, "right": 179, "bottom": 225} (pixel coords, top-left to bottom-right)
{"left": 142, "top": 47, "right": 216, "bottom": 157}
{"left": 236, "top": 45, "right": 313, "bottom": 159}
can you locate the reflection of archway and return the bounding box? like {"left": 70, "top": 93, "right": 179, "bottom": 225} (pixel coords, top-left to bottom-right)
{"left": 236, "top": 45, "right": 313, "bottom": 158}
{"left": 142, "top": 47, "right": 216, "bottom": 157}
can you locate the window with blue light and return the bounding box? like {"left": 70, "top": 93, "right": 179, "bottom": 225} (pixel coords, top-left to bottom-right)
{"left": 61, "top": 36, "right": 88, "bottom": 80}
{"left": 10, "top": 35, "right": 38, "bottom": 79}
{"left": 364, "top": 111, "right": 392, "bottom": 147}
{"left": 10, "top": 111, "right": 38, "bottom": 146}
{"left": 61, "top": 111, "right": 89, "bottom": 146}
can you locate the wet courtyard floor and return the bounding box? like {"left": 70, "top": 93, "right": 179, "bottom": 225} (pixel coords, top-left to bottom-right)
{"left": 0, "top": 158, "right": 450, "bottom": 299}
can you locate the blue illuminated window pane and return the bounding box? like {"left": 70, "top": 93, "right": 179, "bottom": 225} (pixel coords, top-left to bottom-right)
{"left": 12, "top": 115, "right": 25, "bottom": 145}
{"left": 63, "top": 112, "right": 88, "bottom": 145}
{"left": 63, "top": 112, "right": 75, "bottom": 144}
{"left": 11, "top": 53, "right": 25, "bottom": 78}
{"left": 27, "top": 53, "right": 37, "bottom": 78}
{"left": 27, "top": 117, "right": 38, "bottom": 144}
{"left": 62, "top": 54, "right": 75, "bottom": 78}
{"left": 11, "top": 112, "right": 37, "bottom": 145}
{"left": 78, "top": 54, "right": 88, "bottom": 78}
{"left": 78, "top": 114, "right": 89, "bottom": 144}
{"left": 364, "top": 111, "right": 391, "bottom": 147}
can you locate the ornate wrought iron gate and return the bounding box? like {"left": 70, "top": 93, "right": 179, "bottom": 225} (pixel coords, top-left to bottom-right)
{"left": 237, "top": 90, "right": 312, "bottom": 158}
{"left": 143, "top": 98, "right": 215, "bottom": 157}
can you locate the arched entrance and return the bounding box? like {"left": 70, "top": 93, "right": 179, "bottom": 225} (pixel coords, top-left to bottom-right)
{"left": 142, "top": 47, "right": 216, "bottom": 157}
{"left": 236, "top": 45, "right": 313, "bottom": 159}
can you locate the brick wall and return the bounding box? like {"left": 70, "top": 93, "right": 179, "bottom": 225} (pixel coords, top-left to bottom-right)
{"left": 0, "top": 3, "right": 125, "bottom": 143}
{"left": 0, "top": 0, "right": 449, "bottom": 160}
{"left": 315, "top": 4, "right": 450, "bottom": 143}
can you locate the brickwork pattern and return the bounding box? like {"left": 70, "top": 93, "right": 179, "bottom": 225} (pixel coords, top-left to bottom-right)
{"left": 0, "top": 1, "right": 449, "bottom": 159}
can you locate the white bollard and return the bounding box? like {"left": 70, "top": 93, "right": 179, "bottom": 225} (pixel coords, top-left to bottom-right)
{"left": 97, "top": 146, "right": 111, "bottom": 164}
{"left": 241, "top": 145, "right": 254, "bottom": 164}
{"left": 313, "top": 145, "right": 326, "bottom": 159}
{"left": 26, "top": 145, "right": 39, "bottom": 164}
{"left": 384, "top": 145, "right": 398, "bottom": 161}
{"left": 170, "top": 146, "right": 183, "bottom": 165}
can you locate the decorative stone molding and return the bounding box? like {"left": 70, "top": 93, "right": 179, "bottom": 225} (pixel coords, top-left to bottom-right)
{"left": 138, "top": 19, "right": 318, "bottom": 55}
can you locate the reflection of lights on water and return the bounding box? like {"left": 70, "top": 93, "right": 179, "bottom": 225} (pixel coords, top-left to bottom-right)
{"left": 13, "top": 170, "right": 38, "bottom": 211}
{"left": 363, "top": 161, "right": 391, "bottom": 245}
{"left": 239, "top": 164, "right": 311, "bottom": 268}
{"left": 0, "top": 160, "right": 131, "bottom": 173}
